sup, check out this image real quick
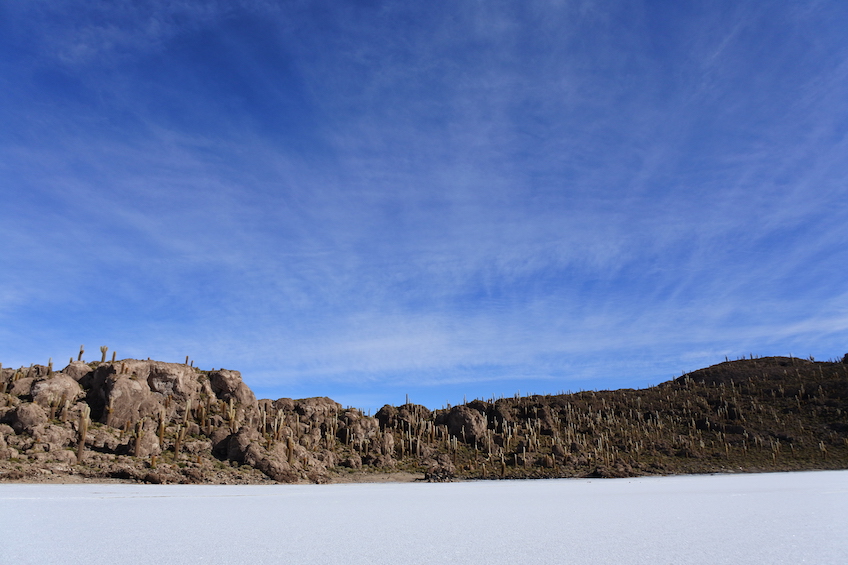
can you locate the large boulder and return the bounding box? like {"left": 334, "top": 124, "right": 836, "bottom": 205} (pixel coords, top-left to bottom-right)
{"left": 8, "top": 377, "right": 34, "bottom": 398}
{"left": 133, "top": 429, "right": 162, "bottom": 458}
{"left": 145, "top": 361, "right": 202, "bottom": 403}
{"left": 227, "top": 427, "right": 260, "bottom": 464}
{"left": 437, "top": 405, "right": 488, "bottom": 445}
{"left": 273, "top": 398, "right": 295, "bottom": 412}
{"left": 12, "top": 403, "right": 48, "bottom": 434}
{"left": 294, "top": 397, "right": 341, "bottom": 421}
{"left": 253, "top": 454, "right": 298, "bottom": 483}
{"left": 209, "top": 427, "right": 232, "bottom": 458}
{"left": 100, "top": 375, "right": 163, "bottom": 428}
{"left": 209, "top": 370, "right": 257, "bottom": 409}
{"left": 424, "top": 453, "right": 455, "bottom": 482}
{"left": 62, "top": 361, "right": 94, "bottom": 382}
{"left": 223, "top": 427, "right": 298, "bottom": 482}
{"left": 31, "top": 375, "right": 83, "bottom": 408}
{"left": 375, "top": 404, "right": 398, "bottom": 429}
{"left": 87, "top": 427, "right": 120, "bottom": 452}
{"left": 31, "top": 423, "right": 76, "bottom": 451}
{"left": 91, "top": 359, "right": 204, "bottom": 406}
{"left": 85, "top": 361, "right": 200, "bottom": 424}
{"left": 347, "top": 414, "right": 379, "bottom": 443}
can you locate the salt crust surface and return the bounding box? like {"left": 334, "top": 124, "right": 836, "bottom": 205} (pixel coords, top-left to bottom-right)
{"left": 1, "top": 471, "right": 845, "bottom": 564}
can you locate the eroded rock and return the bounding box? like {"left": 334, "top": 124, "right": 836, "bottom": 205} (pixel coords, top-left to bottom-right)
{"left": 13, "top": 403, "right": 48, "bottom": 434}
{"left": 31, "top": 375, "right": 83, "bottom": 408}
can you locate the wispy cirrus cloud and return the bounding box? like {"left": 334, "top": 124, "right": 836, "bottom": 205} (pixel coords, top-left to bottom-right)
{"left": 2, "top": 1, "right": 847, "bottom": 411}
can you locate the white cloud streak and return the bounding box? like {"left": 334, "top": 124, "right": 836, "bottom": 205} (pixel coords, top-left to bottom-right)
{"left": 2, "top": 1, "right": 847, "bottom": 409}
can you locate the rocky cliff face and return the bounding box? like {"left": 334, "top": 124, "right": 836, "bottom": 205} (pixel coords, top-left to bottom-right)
{"left": 1, "top": 356, "right": 847, "bottom": 483}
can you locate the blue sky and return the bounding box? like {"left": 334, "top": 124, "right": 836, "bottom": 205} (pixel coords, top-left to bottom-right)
{"left": 2, "top": 1, "right": 847, "bottom": 412}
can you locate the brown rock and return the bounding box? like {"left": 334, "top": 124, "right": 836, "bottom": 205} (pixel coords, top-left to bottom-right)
{"left": 61, "top": 362, "right": 94, "bottom": 382}
{"left": 46, "top": 449, "right": 77, "bottom": 465}
{"left": 209, "top": 427, "right": 232, "bottom": 458}
{"left": 227, "top": 427, "right": 260, "bottom": 463}
{"left": 91, "top": 428, "right": 122, "bottom": 452}
{"left": 348, "top": 416, "right": 379, "bottom": 443}
{"left": 134, "top": 430, "right": 162, "bottom": 458}
{"left": 85, "top": 361, "right": 195, "bottom": 423}
{"left": 145, "top": 361, "right": 201, "bottom": 403}
{"left": 100, "top": 375, "right": 163, "bottom": 427}
{"left": 31, "top": 375, "right": 83, "bottom": 408}
{"left": 254, "top": 455, "right": 298, "bottom": 483}
{"left": 32, "top": 424, "right": 75, "bottom": 449}
{"left": 367, "top": 454, "right": 396, "bottom": 468}
{"left": 273, "top": 398, "right": 295, "bottom": 412}
{"left": 0, "top": 433, "right": 11, "bottom": 459}
{"left": 293, "top": 397, "right": 341, "bottom": 421}
{"left": 424, "top": 453, "right": 455, "bottom": 482}
{"left": 375, "top": 404, "right": 398, "bottom": 428}
{"left": 340, "top": 454, "right": 362, "bottom": 468}
{"left": 380, "top": 431, "right": 395, "bottom": 456}
{"left": 8, "top": 377, "right": 35, "bottom": 398}
{"left": 438, "top": 405, "right": 488, "bottom": 444}
{"left": 184, "top": 439, "right": 212, "bottom": 454}
{"left": 142, "top": 472, "right": 165, "bottom": 484}
{"left": 209, "top": 370, "right": 257, "bottom": 409}
{"left": 13, "top": 403, "right": 48, "bottom": 433}
{"left": 0, "top": 406, "right": 15, "bottom": 425}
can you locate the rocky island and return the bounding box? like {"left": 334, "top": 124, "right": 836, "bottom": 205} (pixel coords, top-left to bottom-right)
{"left": 1, "top": 352, "right": 846, "bottom": 484}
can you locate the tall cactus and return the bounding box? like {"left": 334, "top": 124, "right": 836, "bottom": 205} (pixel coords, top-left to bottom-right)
{"left": 100, "top": 346, "right": 108, "bottom": 363}
{"left": 77, "top": 405, "right": 91, "bottom": 464}
{"left": 133, "top": 420, "right": 144, "bottom": 457}
{"left": 157, "top": 409, "right": 166, "bottom": 448}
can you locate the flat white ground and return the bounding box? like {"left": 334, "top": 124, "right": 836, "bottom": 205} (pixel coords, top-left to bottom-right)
{"left": 1, "top": 471, "right": 845, "bottom": 564}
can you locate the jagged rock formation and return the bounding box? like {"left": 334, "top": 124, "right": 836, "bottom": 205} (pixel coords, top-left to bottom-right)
{"left": 0, "top": 355, "right": 847, "bottom": 483}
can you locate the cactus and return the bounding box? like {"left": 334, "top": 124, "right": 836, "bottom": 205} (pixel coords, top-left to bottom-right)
{"left": 157, "top": 410, "right": 166, "bottom": 447}
{"left": 59, "top": 395, "right": 70, "bottom": 423}
{"left": 227, "top": 398, "right": 237, "bottom": 432}
{"left": 133, "top": 420, "right": 144, "bottom": 457}
{"left": 111, "top": 351, "right": 116, "bottom": 363}
{"left": 47, "top": 358, "right": 53, "bottom": 376}
{"left": 77, "top": 405, "right": 91, "bottom": 464}
{"left": 100, "top": 346, "right": 108, "bottom": 363}
{"left": 78, "top": 345, "right": 85, "bottom": 361}
{"left": 173, "top": 425, "right": 186, "bottom": 459}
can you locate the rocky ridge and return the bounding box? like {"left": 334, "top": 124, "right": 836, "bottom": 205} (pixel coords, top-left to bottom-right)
{"left": 1, "top": 354, "right": 847, "bottom": 483}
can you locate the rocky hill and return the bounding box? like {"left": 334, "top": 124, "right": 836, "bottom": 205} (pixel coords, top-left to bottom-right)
{"left": 1, "top": 353, "right": 846, "bottom": 483}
